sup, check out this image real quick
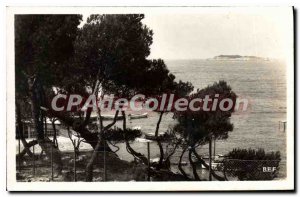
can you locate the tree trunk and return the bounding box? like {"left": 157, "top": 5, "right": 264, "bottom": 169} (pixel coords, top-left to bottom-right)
{"left": 16, "top": 102, "right": 35, "bottom": 158}
{"left": 178, "top": 147, "right": 189, "bottom": 179}
{"left": 155, "top": 112, "right": 164, "bottom": 170}
{"left": 164, "top": 141, "right": 181, "bottom": 169}
{"left": 41, "top": 80, "right": 110, "bottom": 151}
{"left": 192, "top": 149, "right": 226, "bottom": 181}
{"left": 155, "top": 112, "right": 164, "bottom": 136}
{"left": 17, "top": 140, "right": 38, "bottom": 158}
{"left": 121, "top": 111, "right": 149, "bottom": 165}
{"left": 39, "top": 138, "right": 63, "bottom": 175}
{"left": 28, "top": 76, "right": 63, "bottom": 175}
{"left": 44, "top": 104, "right": 113, "bottom": 151}
{"left": 156, "top": 141, "right": 164, "bottom": 170}
{"left": 85, "top": 140, "right": 102, "bottom": 181}
{"left": 209, "top": 138, "right": 212, "bottom": 181}
{"left": 188, "top": 149, "right": 200, "bottom": 181}
{"left": 85, "top": 110, "right": 119, "bottom": 181}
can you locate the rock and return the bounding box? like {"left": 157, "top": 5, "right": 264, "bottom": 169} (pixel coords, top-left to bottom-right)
{"left": 93, "top": 177, "right": 103, "bottom": 181}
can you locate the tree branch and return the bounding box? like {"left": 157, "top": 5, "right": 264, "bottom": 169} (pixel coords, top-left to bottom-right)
{"left": 192, "top": 149, "right": 226, "bottom": 181}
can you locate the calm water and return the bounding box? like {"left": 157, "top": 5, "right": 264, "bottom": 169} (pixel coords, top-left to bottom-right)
{"left": 165, "top": 59, "right": 287, "bottom": 154}
{"left": 109, "top": 59, "right": 287, "bottom": 178}
{"left": 16, "top": 59, "right": 287, "bottom": 180}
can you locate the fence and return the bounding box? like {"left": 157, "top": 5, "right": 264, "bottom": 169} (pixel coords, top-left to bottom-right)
{"left": 17, "top": 143, "right": 55, "bottom": 181}
{"left": 16, "top": 139, "right": 285, "bottom": 182}
{"left": 16, "top": 121, "right": 61, "bottom": 139}
{"left": 16, "top": 140, "right": 152, "bottom": 182}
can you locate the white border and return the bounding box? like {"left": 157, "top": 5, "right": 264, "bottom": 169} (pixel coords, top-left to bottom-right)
{"left": 6, "top": 6, "right": 294, "bottom": 191}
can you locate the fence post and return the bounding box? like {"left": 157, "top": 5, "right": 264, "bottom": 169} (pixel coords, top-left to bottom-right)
{"left": 33, "top": 144, "right": 35, "bottom": 177}
{"left": 51, "top": 145, "right": 54, "bottom": 181}
{"left": 213, "top": 137, "right": 216, "bottom": 159}
{"left": 209, "top": 138, "right": 212, "bottom": 181}
{"left": 28, "top": 125, "right": 31, "bottom": 138}
{"left": 44, "top": 117, "right": 47, "bottom": 137}
{"left": 147, "top": 142, "right": 150, "bottom": 181}
{"left": 18, "top": 138, "right": 21, "bottom": 171}
{"left": 73, "top": 140, "right": 77, "bottom": 182}
{"left": 103, "top": 145, "right": 107, "bottom": 181}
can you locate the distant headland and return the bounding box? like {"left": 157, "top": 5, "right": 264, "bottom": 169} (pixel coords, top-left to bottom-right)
{"left": 207, "top": 55, "right": 270, "bottom": 61}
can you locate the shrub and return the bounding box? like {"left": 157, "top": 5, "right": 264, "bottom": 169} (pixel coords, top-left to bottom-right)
{"left": 224, "top": 148, "right": 281, "bottom": 180}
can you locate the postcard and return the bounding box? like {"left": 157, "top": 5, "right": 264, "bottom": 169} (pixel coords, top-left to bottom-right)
{"left": 6, "top": 6, "right": 294, "bottom": 191}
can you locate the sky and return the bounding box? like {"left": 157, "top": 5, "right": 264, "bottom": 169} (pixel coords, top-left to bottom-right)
{"left": 142, "top": 12, "right": 292, "bottom": 60}
{"left": 80, "top": 8, "right": 293, "bottom": 60}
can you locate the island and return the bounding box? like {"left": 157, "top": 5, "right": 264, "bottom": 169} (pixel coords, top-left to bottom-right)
{"left": 208, "top": 55, "right": 269, "bottom": 61}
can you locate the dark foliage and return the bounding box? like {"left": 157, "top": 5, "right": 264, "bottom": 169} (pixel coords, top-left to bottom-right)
{"left": 173, "top": 80, "right": 237, "bottom": 147}
{"left": 104, "top": 128, "right": 142, "bottom": 142}
{"left": 224, "top": 148, "right": 281, "bottom": 180}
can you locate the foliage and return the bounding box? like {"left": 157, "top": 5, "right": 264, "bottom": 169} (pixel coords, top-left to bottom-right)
{"left": 15, "top": 15, "right": 82, "bottom": 94}
{"left": 66, "top": 14, "right": 151, "bottom": 94}
{"left": 173, "top": 80, "right": 237, "bottom": 147}
{"left": 104, "top": 128, "right": 142, "bottom": 142}
{"left": 79, "top": 15, "right": 193, "bottom": 97}
{"left": 224, "top": 148, "right": 281, "bottom": 180}
{"left": 227, "top": 148, "right": 281, "bottom": 160}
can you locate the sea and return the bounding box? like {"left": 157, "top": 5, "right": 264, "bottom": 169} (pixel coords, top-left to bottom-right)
{"left": 15, "top": 59, "right": 288, "bottom": 180}
{"left": 109, "top": 59, "right": 287, "bottom": 179}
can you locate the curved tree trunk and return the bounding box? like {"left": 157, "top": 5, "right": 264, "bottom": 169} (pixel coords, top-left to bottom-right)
{"left": 125, "top": 141, "right": 149, "bottom": 165}
{"left": 156, "top": 141, "right": 164, "bottom": 170}
{"left": 155, "top": 112, "right": 164, "bottom": 170}
{"left": 85, "top": 140, "right": 107, "bottom": 181}
{"left": 165, "top": 141, "right": 181, "bottom": 162}
{"left": 121, "top": 111, "right": 149, "bottom": 165}
{"left": 39, "top": 138, "right": 63, "bottom": 174}
{"left": 178, "top": 147, "right": 189, "bottom": 179}
{"left": 17, "top": 140, "right": 38, "bottom": 158}
{"left": 16, "top": 102, "right": 35, "bottom": 158}
{"left": 192, "top": 149, "right": 226, "bottom": 181}
{"left": 41, "top": 79, "right": 111, "bottom": 151}
{"left": 188, "top": 149, "right": 200, "bottom": 181}
{"left": 28, "top": 77, "right": 63, "bottom": 175}
{"left": 154, "top": 112, "right": 164, "bottom": 136}
{"left": 164, "top": 140, "right": 181, "bottom": 170}
{"left": 44, "top": 102, "right": 113, "bottom": 151}
{"left": 85, "top": 110, "right": 119, "bottom": 181}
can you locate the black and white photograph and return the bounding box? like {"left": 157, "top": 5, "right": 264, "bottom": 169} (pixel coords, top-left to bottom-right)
{"left": 6, "top": 6, "right": 294, "bottom": 191}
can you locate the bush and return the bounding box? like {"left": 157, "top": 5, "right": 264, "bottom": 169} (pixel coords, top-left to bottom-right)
{"left": 104, "top": 128, "right": 142, "bottom": 142}
{"left": 224, "top": 148, "right": 281, "bottom": 180}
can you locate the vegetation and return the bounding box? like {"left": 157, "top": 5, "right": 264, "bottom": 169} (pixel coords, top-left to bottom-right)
{"left": 15, "top": 14, "right": 279, "bottom": 182}
{"left": 171, "top": 81, "right": 237, "bottom": 180}
{"left": 15, "top": 15, "right": 83, "bottom": 175}
{"left": 224, "top": 148, "right": 281, "bottom": 180}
